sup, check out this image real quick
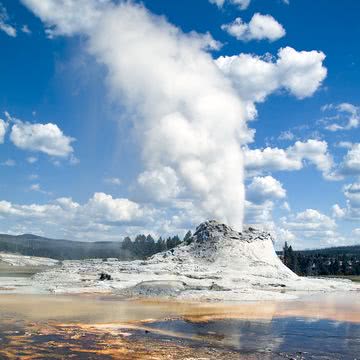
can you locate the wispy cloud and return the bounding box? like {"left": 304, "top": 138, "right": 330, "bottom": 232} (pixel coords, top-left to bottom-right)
{"left": 1, "top": 159, "right": 16, "bottom": 167}
{"left": 321, "top": 103, "right": 359, "bottom": 131}
{"left": 104, "top": 177, "right": 122, "bottom": 186}
{"left": 0, "top": 3, "right": 16, "bottom": 37}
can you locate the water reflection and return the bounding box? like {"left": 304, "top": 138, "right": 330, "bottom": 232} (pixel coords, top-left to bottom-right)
{"left": 0, "top": 293, "right": 359, "bottom": 359}
{"left": 147, "top": 317, "right": 360, "bottom": 358}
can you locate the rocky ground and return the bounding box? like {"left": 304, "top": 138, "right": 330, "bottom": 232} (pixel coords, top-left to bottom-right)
{"left": 0, "top": 252, "right": 59, "bottom": 267}
{"left": 6, "top": 220, "right": 353, "bottom": 300}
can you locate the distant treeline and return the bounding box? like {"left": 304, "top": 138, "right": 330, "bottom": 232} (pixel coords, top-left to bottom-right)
{"left": 281, "top": 242, "right": 360, "bottom": 276}
{"left": 0, "top": 231, "right": 192, "bottom": 260}
{"left": 121, "top": 231, "right": 192, "bottom": 259}
{"left": 2, "top": 232, "right": 360, "bottom": 275}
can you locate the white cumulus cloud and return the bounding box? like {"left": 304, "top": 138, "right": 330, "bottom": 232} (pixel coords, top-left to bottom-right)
{"left": 245, "top": 199, "right": 274, "bottom": 226}
{"left": 244, "top": 139, "right": 335, "bottom": 179}
{"left": 221, "top": 13, "right": 286, "bottom": 42}
{"left": 0, "top": 118, "right": 8, "bottom": 143}
{"left": 84, "top": 192, "right": 146, "bottom": 224}
{"left": 216, "top": 47, "right": 327, "bottom": 102}
{"left": 332, "top": 204, "right": 346, "bottom": 219}
{"left": 21, "top": 0, "right": 108, "bottom": 37}
{"left": 333, "top": 182, "right": 360, "bottom": 222}
{"left": 339, "top": 143, "right": 360, "bottom": 176}
{"left": 344, "top": 182, "right": 360, "bottom": 208}
{"left": 10, "top": 121, "right": 74, "bottom": 157}
{"left": 247, "top": 176, "right": 286, "bottom": 204}
{"left": 353, "top": 228, "right": 360, "bottom": 237}
{"left": 0, "top": 193, "right": 157, "bottom": 241}
{"left": 280, "top": 209, "right": 345, "bottom": 248}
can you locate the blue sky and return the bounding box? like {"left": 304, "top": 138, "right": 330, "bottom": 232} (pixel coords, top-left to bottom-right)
{"left": 0, "top": 0, "right": 359, "bottom": 248}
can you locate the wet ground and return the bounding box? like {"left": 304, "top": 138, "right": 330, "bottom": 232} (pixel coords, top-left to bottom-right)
{"left": 0, "top": 317, "right": 358, "bottom": 359}
{"left": 0, "top": 292, "right": 359, "bottom": 359}
{"left": 1, "top": 265, "right": 359, "bottom": 359}
{"left": 147, "top": 317, "right": 360, "bottom": 359}
{"left": 0, "top": 263, "right": 47, "bottom": 278}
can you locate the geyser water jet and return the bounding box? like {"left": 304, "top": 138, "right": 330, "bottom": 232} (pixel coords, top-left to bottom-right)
{"left": 22, "top": 0, "right": 252, "bottom": 230}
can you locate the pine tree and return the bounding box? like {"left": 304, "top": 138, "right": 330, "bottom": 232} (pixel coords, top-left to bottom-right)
{"left": 156, "top": 237, "right": 167, "bottom": 252}
{"left": 122, "top": 236, "right": 132, "bottom": 250}
{"left": 341, "top": 255, "right": 348, "bottom": 275}
{"left": 183, "top": 230, "right": 192, "bottom": 243}
{"left": 144, "top": 235, "right": 156, "bottom": 257}
{"left": 283, "top": 242, "right": 289, "bottom": 267}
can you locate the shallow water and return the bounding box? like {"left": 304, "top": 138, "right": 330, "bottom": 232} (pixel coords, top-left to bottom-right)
{"left": 1, "top": 291, "right": 359, "bottom": 323}
{"left": 147, "top": 317, "right": 360, "bottom": 359}
{"left": 0, "top": 292, "right": 359, "bottom": 359}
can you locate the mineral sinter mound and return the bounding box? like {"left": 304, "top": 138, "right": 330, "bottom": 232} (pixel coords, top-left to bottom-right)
{"left": 31, "top": 220, "right": 358, "bottom": 300}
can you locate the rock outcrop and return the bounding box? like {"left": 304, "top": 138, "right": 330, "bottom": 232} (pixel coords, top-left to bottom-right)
{"left": 147, "top": 220, "right": 297, "bottom": 280}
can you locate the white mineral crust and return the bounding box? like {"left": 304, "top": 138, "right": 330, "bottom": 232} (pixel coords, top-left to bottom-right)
{"left": 21, "top": 220, "right": 358, "bottom": 300}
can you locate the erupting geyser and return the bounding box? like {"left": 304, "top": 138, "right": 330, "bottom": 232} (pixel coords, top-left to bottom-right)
{"left": 21, "top": 0, "right": 253, "bottom": 230}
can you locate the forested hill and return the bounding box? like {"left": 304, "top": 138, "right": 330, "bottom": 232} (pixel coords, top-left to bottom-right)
{"left": 279, "top": 242, "right": 360, "bottom": 277}
{"left": 276, "top": 245, "right": 360, "bottom": 256}
{"left": 0, "top": 232, "right": 189, "bottom": 260}
{"left": 2, "top": 231, "right": 359, "bottom": 263}
{"left": 0, "top": 233, "right": 125, "bottom": 260}
{"left": 297, "top": 245, "right": 360, "bottom": 256}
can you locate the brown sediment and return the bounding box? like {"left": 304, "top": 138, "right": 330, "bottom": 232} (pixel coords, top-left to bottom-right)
{"left": 0, "top": 293, "right": 359, "bottom": 359}
{"left": 0, "top": 292, "right": 359, "bottom": 324}
{"left": 130, "top": 292, "right": 360, "bottom": 324}
{"left": 0, "top": 321, "right": 271, "bottom": 360}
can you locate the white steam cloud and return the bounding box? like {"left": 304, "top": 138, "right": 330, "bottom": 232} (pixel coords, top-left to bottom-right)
{"left": 22, "top": 0, "right": 250, "bottom": 230}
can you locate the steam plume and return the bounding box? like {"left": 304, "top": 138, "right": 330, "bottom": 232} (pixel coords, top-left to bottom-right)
{"left": 22, "top": 0, "right": 251, "bottom": 230}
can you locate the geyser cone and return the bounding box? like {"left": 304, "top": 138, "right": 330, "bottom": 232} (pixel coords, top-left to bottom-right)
{"left": 149, "top": 220, "right": 297, "bottom": 279}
